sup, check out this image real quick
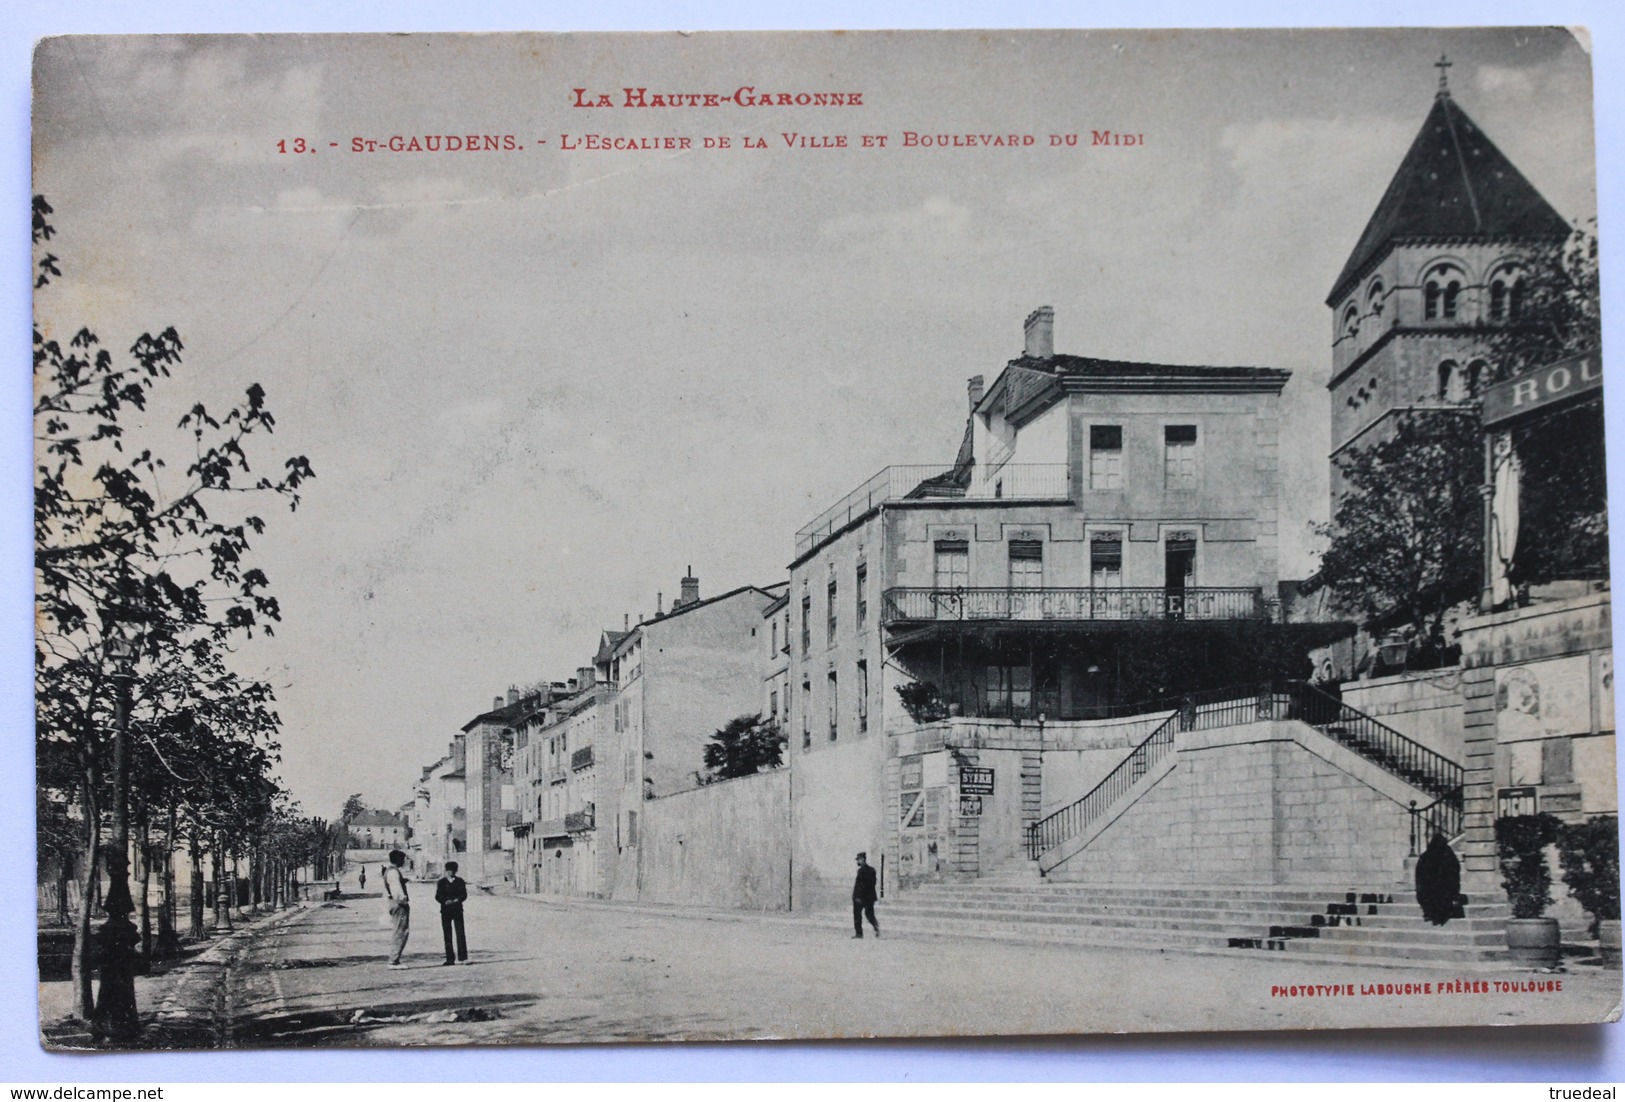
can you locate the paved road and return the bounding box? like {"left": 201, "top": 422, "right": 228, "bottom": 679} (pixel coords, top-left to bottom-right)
{"left": 91, "top": 890, "right": 1612, "bottom": 1048}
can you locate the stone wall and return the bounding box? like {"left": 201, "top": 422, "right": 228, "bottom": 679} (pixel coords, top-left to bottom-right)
{"left": 1341, "top": 670, "right": 1465, "bottom": 761}
{"left": 1048, "top": 720, "right": 1420, "bottom": 886}
{"left": 638, "top": 770, "right": 790, "bottom": 911}
{"left": 795, "top": 734, "right": 886, "bottom": 912}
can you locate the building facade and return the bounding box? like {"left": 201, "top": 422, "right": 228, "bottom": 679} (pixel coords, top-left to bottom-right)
{"left": 784, "top": 306, "right": 1296, "bottom": 905}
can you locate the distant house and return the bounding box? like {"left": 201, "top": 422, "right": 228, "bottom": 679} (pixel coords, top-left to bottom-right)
{"left": 348, "top": 809, "right": 407, "bottom": 852}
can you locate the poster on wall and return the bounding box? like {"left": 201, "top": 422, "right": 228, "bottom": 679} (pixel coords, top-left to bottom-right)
{"left": 33, "top": 26, "right": 1617, "bottom": 1051}
{"left": 1495, "top": 655, "right": 1595, "bottom": 742}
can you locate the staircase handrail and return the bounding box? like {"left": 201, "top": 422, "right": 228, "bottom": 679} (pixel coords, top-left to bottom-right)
{"left": 1287, "top": 682, "right": 1463, "bottom": 802}
{"left": 1409, "top": 787, "right": 1466, "bottom": 857}
{"left": 1023, "top": 679, "right": 1467, "bottom": 865}
{"left": 1026, "top": 711, "right": 1180, "bottom": 860}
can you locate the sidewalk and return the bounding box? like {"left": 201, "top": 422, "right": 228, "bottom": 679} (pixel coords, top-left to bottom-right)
{"left": 39, "top": 902, "right": 316, "bottom": 1051}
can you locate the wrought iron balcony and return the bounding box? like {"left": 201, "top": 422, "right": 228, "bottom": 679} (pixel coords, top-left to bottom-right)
{"left": 795, "top": 464, "right": 1069, "bottom": 558}
{"left": 881, "top": 585, "right": 1269, "bottom": 624}
{"left": 564, "top": 809, "right": 595, "bottom": 832}
{"left": 570, "top": 745, "right": 594, "bottom": 771}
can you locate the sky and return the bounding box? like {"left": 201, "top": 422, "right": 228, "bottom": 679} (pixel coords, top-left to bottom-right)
{"left": 29, "top": 27, "right": 1599, "bottom": 821}
{"left": 9, "top": 0, "right": 1625, "bottom": 1088}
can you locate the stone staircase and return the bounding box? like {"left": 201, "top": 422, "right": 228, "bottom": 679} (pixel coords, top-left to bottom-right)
{"left": 881, "top": 869, "right": 1510, "bottom": 969}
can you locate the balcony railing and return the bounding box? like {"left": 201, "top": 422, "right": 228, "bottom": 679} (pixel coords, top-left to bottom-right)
{"left": 564, "top": 809, "right": 595, "bottom": 833}
{"left": 570, "top": 745, "right": 594, "bottom": 772}
{"left": 882, "top": 586, "right": 1269, "bottom": 624}
{"left": 794, "top": 464, "right": 1068, "bottom": 558}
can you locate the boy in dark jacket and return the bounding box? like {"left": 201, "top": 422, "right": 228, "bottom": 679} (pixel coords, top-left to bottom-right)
{"left": 435, "top": 861, "right": 470, "bottom": 964}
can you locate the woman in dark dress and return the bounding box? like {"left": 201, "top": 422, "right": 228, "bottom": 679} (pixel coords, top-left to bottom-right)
{"left": 1415, "top": 832, "right": 1461, "bottom": 926}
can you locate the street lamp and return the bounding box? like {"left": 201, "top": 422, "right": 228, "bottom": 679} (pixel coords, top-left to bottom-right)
{"left": 93, "top": 597, "right": 145, "bottom": 1042}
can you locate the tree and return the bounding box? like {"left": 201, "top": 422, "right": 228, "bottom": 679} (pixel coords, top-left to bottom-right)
{"left": 1486, "top": 222, "right": 1601, "bottom": 384}
{"left": 701, "top": 714, "right": 784, "bottom": 781}
{"left": 1313, "top": 410, "right": 1483, "bottom": 642}
{"left": 34, "top": 195, "right": 314, "bottom": 1029}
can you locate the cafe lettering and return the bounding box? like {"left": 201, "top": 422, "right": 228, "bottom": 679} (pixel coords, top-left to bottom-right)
{"left": 1483, "top": 350, "right": 1603, "bottom": 427}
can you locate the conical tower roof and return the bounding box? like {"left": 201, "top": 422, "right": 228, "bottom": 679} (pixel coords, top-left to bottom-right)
{"left": 1327, "top": 90, "right": 1570, "bottom": 305}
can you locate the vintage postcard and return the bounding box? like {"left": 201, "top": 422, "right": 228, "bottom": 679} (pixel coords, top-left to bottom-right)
{"left": 32, "top": 27, "right": 1618, "bottom": 1050}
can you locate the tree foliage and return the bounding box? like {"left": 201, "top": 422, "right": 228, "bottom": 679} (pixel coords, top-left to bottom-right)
{"left": 701, "top": 714, "right": 784, "bottom": 781}
{"left": 1315, "top": 410, "right": 1483, "bottom": 638}
{"left": 34, "top": 195, "right": 317, "bottom": 1023}
{"left": 1486, "top": 222, "right": 1601, "bottom": 384}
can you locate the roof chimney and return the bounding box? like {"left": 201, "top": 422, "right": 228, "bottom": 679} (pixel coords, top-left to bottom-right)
{"left": 1023, "top": 306, "right": 1054, "bottom": 359}
{"left": 624, "top": 613, "right": 630, "bottom": 631}
{"left": 567, "top": 677, "right": 578, "bottom": 693}
{"left": 493, "top": 696, "right": 504, "bottom": 712}
{"left": 967, "top": 375, "right": 985, "bottom": 411}
{"left": 677, "top": 567, "right": 700, "bottom": 609}
{"left": 578, "top": 665, "right": 597, "bottom": 688}
{"left": 507, "top": 685, "right": 520, "bottom": 707}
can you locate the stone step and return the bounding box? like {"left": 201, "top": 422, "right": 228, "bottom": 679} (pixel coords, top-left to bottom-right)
{"left": 881, "top": 915, "right": 1507, "bottom": 968}
{"left": 886, "top": 904, "right": 1274, "bottom": 936}
{"left": 890, "top": 899, "right": 1343, "bottom": 925}
{"left": 903, "top": 888, "right": 1509, "bottom": 919}
{"left": 886, "top": 903, "right": 1506, "bottom": 948}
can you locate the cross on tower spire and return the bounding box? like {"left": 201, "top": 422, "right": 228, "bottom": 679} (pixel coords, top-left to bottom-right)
{"left": 1435, "top": 53, "right": 1453, "bottom": 96}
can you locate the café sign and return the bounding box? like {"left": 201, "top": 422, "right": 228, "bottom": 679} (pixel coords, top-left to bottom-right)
{"left": 1482, "top": 350, "right": 1603, "bottom": 427}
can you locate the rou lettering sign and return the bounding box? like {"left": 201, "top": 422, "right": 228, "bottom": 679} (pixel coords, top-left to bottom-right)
{"left": 1482, "top": 350, "right": 1603, "bottom": 427}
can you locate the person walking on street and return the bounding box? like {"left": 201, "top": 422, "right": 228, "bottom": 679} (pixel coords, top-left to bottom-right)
{"left": 358, "top": 866, "right": 366, "bottom": 891}
{"left": 852, "top": 851, "right": 880, "bottom": 939}
{"left": 382, "top": 849, "right": 411, "bottom": 968}
{"left": 436, "top": 860, "right": 470, "bottom": 965}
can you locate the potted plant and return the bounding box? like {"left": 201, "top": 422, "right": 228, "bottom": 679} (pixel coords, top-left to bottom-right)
{"left": 895, "top": 681, "right": 949, "bottom": 725}
{"left": 1558, "top": 814, "right": 1621, "bottom": 965}
{"left": 1496, "top": 813, "right": 1564, "bottom": 968}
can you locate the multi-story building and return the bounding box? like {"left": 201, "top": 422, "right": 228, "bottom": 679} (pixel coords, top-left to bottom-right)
{"left": 785, "top": 306, "right": 1296, "bottom": 905}
{"left": 514, "top": 668, "right": 609, "bottom": 897}
{"left": 408, "top": 740, "right": 467, "bottom": 879}
{"left": 458, "top": 690, "right": 530, "bottom": 887}
{"left": 762, "top": 590, "right": 790, "bottom": 735}
{"left": 601, "top": 571, "right": 783, "bottom": 899}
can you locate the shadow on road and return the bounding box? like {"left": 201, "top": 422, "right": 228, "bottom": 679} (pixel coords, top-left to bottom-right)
{"left": 231, "top": 991, "right": 541, "bottom": 1047}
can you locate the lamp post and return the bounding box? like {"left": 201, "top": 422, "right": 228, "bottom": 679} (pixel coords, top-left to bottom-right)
{"left": 93, "top": 600, "right": 145, "bottom": 1042}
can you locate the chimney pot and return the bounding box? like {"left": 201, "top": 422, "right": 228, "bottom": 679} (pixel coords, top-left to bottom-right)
{"left": 507, "top": 686, "right": 520, "bottom": 707}
{"left": 493, "top": 696, "right": 504, "bottom": 712}
{"left": 678, "top": 569, "right": 700, "bottom": 609}
{"left": 1023, "top": 305, "right": 1054, "bottom": 359}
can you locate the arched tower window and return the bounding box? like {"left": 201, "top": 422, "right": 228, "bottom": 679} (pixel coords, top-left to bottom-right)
{"left": 1424, "top": 264, "right": 1465, "bottom": 321}
{"left": 1367, "top": 279, "right": 1385, "bottom": 317}
{"left": 1438, "top": 360, "right": 1458, "bottom": 401}
{"left": 1489, "top": 267, "right": 1525, "bottom": 322}
{"left": 1466, "top": 359, "right": 1486, "bottom": 398}
{"left": 1342, "top": 304, "right": 1360, "bottom": 340}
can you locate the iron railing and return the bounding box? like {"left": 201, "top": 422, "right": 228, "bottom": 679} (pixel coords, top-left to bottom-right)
{"left": 1409, "top": 788, "right": 1465, "bottom": 856}
{"left": 883, "top": 585, "right": 1268, "bottom": 624}
{"left": 570, "top": 745, "right": 594, "bottom": 771}
{"left": 564, "top": 809, "right": 595, "bottom": 833}
{"left": 794, "top": 464, "right": 1068, "bottom": 557}
{"left": 1287, "top": 681, "right": 1463, "bottom": 802}
{"left": 1026, "top": 711, "right": 1180, "bottom": 859}
{"left": 1024, "top": 680, "right": 1465, "bottom": 862}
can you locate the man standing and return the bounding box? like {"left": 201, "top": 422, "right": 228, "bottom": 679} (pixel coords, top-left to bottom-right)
{"left": 435, "top": 860, "right": 470, "bottom": 965}
{"left": 852, "top": 851, "right": 880, "bottom": 939}
{"left": 382, "top": 849, "right": 410, "bottom": 968}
